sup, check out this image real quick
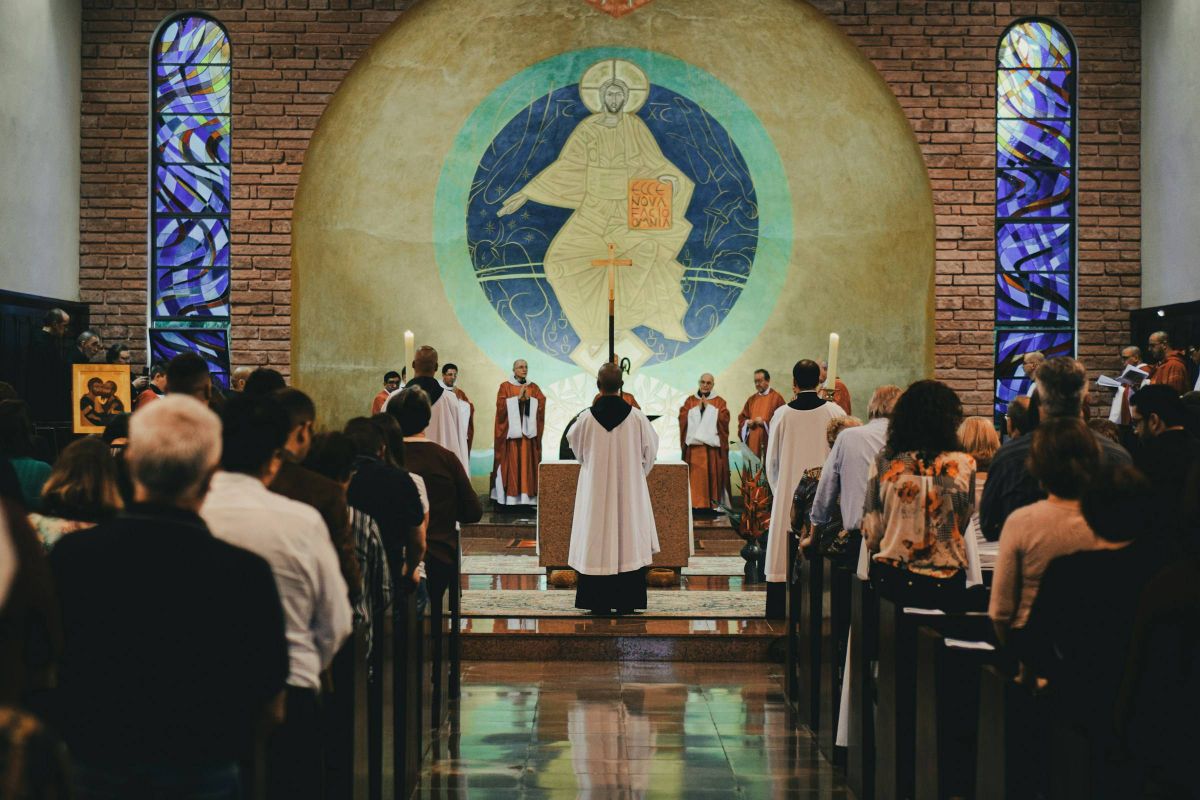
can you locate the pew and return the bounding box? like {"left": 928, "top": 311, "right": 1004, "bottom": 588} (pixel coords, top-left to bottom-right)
{"left": 784, "top": 532, "right": 802, "bottom": 709}
{"left": 790, "top": 547, "right": 823, "bottom": 729}
{"left": 817, "top": 558, "right": 851, "bottom": 765}
{"left": 846, "top": 573, "right": 878, "bottom": 800}
{"left": 914, "top": 625, "right": 997, "bottom": 799}
{"left": 974, "top": 664, "right": 1039, "bottom": 800}
{"left": 875, "top": 596, "right": 991, "bottom": 800}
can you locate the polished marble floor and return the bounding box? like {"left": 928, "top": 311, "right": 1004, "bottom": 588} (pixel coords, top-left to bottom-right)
{"left": 415, "top": 661, "right": 849, "bottom": 799}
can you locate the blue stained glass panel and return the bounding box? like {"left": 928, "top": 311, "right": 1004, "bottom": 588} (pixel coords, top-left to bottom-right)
{"left": 157, "top": 115, "right": 230, "bottom": 163}
{"left": 996, "top": 271, "right": 1071, "bottom": 323}
{"left": 997, "top": 69, "right": 1072, "bottom": 119}
{"left": 155, "top": 217, "right": 230, "bottom": 268}
{"left": 998, "top": 118, "right": 1070, "bottom": 168}
{"left": 148, "top": 328, "right": 230, "bottom": 389}
{"left": 999, "top": 22, "right": 1072, "bottom": 70}
{"left": 996, "top": 169, "right": 1071, "bottom": 218}
{"left": 996, "top": 222, "right": 1071, "bottom": 273}
{"left": 157, "top": 17, "right": 229, "bottom": 65}
{"left": 155, "top": 164, "right": 230, "bottom": 215}
{"left": 153, "top": 268, "right": 230, "bottom": 318}
{"left": 994, "top": 329, "right": 1074, "bottom": 415}
{"left": 156, "top": 64, "right": 230, "bottom": 115}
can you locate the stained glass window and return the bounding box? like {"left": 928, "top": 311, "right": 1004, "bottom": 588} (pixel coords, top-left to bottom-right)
{"left": 149, "top": 14, "right": 232, "bottom": 387}
{"left": 995, "top": 20, "right": 1076, "bottom": 416}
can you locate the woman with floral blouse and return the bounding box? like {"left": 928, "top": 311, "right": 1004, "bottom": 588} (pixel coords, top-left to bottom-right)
{"left": 862, "top": 380, "right": 976, "bottom": 610}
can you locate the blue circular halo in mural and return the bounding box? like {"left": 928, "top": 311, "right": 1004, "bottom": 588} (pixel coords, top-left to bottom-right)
{"left": 466, "top": 80, "right": 759, "bottom": 365}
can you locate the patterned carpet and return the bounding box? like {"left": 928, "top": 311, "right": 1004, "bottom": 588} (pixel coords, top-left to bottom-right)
{"left": 460, "top": 554, "right": 747, "bottom": 576}
{"left": 460, "top": 588, "right": 765, "bottom": 618}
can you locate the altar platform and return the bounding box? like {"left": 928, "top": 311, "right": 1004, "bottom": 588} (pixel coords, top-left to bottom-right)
{"left": 459, "top": 498, "right": 776, "bottom": 662}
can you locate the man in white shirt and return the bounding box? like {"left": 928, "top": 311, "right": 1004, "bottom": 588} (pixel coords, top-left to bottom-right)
{"left": 763, "top": 360, "right": 845, "bottom": 618}
{"left": 201, "top": 393, "right": 352, "bottom": 800}
{"left": 567, "top": 363, "right": 660, "bottom": 615}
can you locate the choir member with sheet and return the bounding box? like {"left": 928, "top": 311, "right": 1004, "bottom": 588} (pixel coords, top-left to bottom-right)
{"left": 394, "top": 346, "right": 470, "bottom": 472}
{"left": 763, "top": 359, "right": 845, "bottom": 617}
{"left": 679, "top": 373, "right": 731, "bottom": 514}
{"left": 737, "top": 368, "right": 786, "bottom": 458}
{"left": 568, "top": 363, "right": 660, "bottom": 615}
{"left": 491, "top": 359, "right": 546, "bottom": 507}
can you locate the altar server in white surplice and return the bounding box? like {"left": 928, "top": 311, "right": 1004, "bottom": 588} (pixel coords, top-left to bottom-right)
{"left": 763, "top": 359, "right": 845, "bottom": 618}
{"left": 567, "top": 363, "right": 660, "bottom": 615}
{"left": 390, "top": 345, "right": 470, "bottom": 472}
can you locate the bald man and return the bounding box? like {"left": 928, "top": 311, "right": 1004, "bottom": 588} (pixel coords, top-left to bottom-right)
{"left": 492, "top": 359, "right": 546, "bottom": 508}
{"left": 679, "top": 373, "right": 731, "bottom": 514}
{"left": 397, "top": 346, "right": 470, "bottom": 471}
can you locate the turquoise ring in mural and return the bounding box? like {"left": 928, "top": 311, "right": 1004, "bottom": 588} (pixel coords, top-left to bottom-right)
{"left": 435, "top": 47, "right": 791, "bottom": 386}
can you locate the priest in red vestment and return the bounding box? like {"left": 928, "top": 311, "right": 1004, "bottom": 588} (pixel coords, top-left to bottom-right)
{"left": 371, "top": 371, "right": 401, "bottom": 414}
{"left": 1148, "top": 331, "right": 1191, "bottom": 395}
{"left": 491, "top": 359, "right": 546, "bottom": 507}
{"left": 820, "top": 361, "right": 853, "bottom": 415}
{"left": 441, "top": 363, "right": 474, "bottom": 452}
{"left": 737, "top": 368, "right": 786, "bottom": 458}
{"left": 679, "top": 373, "right": 731, "bottom": 513}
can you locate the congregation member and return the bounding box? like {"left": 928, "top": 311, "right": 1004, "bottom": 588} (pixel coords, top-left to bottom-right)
{"left": 1003, "top": 394, "right": 1035, "bottom": 440}
{"left": 737, "top": 368, "right": 786, "bottom": 458}
{"left": 988, "top": 417, "right": 1103, "bottom": 648}
{"left": 763, "top": 360, "right": 845, "bottom": 617}
{"left": 958, "top": 416, "right": 1000, "bottom": 475}
{"left": 861, "top": 380, "right": 975, "bottom": 610}
{"left": 1147, "top": 330, "right": 1190, "bottom": 394}
{"left": 134, "top": 362, "right": 167, "bottom": 409}
{"left": 390, "top": 388, "right": 482, "bottom": 606}
{"left": 979, "top": 356, "right": 1130, "bottom": 541}
{"left": 200, "top": 393, "right": 352, "bottom": 800}
{"left": 566, "top": 364, "right": 659, "bottom": 615}
{"left": 229, "top": 365, "right": 253, "bottom": 394}
{"left": 49, "top": 395, "right": 289, "bottom": 800}
{"left": 1088, "top": 417, "right": 1122, "bottom": 444}
{"left": 105, "top": 342, "right": 131, "bottom": 365}
{"left": 0, "top": 400, "right": 51, "bottom": 511}
{"left": 28, "top": 437, "right": 122, "bottom": 552}
{"left": 679, "top": 372, "right": 731, "bottom": 515}
{"left": 70, "top": 330, "right": 103, "bottom": 365}
{"left": 810, "top": 385, "right": 901, "bottom": 558}
{"left": 371, "top": 370, "right": 402, "bottom": 414}
{"left": 242, "top": 367, "right": 287, "bottom": 396}
{"left": 166, "top": 352, "right": 215, "bottom": 406}
{"left": 344, "top": 416, "right": 426, "bottom": 583}
{"left": 269, "top": 388, "right": 362, "bottom": 603}
{"left": 1022, "top": 350, "right": 1044, "bottom": 396}
{"left": 1107, "top": 345, "right": 1150, "bottom": 425}
{"left": 405, "top": 346, "right": 470, "bottom": 471}
{"left": 492, "top": 358, "right": 545, "bottom": 508}
{"left": 1129, "top": 384, "right": 1200, "bottom": 542}
{"left": 441, "top": 362, "right": 475, "bottom": 452}
{"left": 819, "top": 360, "right": 852, "bottom": 415}
{"left": 1022, "top": 465, "right": 1170, "bottom": 765}
{"left": 26, "top": 308, "right": 70, "bottom": 422}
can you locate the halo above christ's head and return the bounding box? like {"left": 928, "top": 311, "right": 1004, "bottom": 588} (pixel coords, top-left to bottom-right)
{"left": 580, "top": 58, "right": 649, "bottom": 114}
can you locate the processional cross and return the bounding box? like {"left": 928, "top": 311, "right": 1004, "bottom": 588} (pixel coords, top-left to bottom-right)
{"left": 590, "top": 242, "right": 633, "bottom": 364}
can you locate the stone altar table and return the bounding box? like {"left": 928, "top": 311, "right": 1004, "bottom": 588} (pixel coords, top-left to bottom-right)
{"left": 537, "top": 460, "right": 694, "bottom": 572}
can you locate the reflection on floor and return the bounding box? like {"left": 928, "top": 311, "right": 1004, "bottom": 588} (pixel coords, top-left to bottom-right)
{"left": 415, "top": 661, "right": 849, "bottom": 799}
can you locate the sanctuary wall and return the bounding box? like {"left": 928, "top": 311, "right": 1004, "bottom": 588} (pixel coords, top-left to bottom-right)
{"left": 78, "top": 0, "right": 1141, "bottom": 429}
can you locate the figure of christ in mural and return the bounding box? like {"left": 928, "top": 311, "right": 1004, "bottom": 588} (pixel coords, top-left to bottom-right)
{"left": 497, "top": 59, "right": 694, "bottom": 366}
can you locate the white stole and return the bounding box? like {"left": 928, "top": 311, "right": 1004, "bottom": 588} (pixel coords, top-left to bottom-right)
{"left": 506, "top": 395, "right": 539, "bottom": 439}
{"left": 685, "top": 398, "right": 721, "bottom": 448}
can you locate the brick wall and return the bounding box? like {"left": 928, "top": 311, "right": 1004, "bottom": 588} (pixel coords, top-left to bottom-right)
{"left": 80, "top": 0, "right": 1141, "bottom": 416}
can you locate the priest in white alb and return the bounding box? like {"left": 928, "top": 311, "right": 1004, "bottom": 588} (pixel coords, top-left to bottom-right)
{"left": 763, "top": 359, "right": 845, "bottom": 618}
{"left": 567, "top": 363, "right": 660, "bottom": 615}
{"left": 392, "top": 345, "right": 470, "bottom": 472}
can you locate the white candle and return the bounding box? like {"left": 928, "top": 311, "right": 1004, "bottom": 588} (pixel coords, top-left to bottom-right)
{"left": 404, "top": 330, "right": 415, "bottom": 376}
{"left": 825, "top": 332, "right": 839, "bottom": 390}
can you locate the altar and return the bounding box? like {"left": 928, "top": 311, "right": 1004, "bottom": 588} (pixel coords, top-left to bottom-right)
{"left": 536, "top": 460, "right": 694, "bottom": 573}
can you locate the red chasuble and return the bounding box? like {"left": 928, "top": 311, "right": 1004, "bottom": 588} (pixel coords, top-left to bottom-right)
{"left": 679, "top": 394, "right": 731, "bottom": 509}
{"left": 737, "top": 388, "right": 786, "bottom": 458}
{"left": 491, "top": 380, "right": 546, "bottom": 504}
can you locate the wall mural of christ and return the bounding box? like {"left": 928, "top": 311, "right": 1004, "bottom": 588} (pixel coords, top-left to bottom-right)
{"left": 468, "top": 56, "right": 760, "bottom": 370}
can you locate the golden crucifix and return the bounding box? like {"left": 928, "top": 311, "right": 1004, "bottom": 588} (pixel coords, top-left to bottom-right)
{"left": 590, "top": 242, "right": 633, "bottom": 364}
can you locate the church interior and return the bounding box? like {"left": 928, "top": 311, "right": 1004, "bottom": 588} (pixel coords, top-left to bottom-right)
{"left": 2, "top": 0, "right": 1199, "bottom": 798}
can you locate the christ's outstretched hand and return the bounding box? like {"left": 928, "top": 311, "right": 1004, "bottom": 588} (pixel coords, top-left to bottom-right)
{"left": 498, "top": 193, "right": 528, "bottom": 217}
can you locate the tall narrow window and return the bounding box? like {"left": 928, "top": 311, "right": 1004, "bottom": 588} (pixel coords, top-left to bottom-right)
{"left": 148, "top": 13, "right": 232, "bottom": 388}
{"left": 994, "top": 20, "right": 1076, "bottom": 419}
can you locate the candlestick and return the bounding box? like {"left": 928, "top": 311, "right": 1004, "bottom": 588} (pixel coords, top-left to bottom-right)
{"left": 404, "top": 330, "right": 415, "bottom": 377}
{"left": 825, "top": 332, "right": 839, "bottom": 390}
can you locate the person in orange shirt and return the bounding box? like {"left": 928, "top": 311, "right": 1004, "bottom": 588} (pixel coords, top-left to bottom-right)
{"left": 1147, "top": 331, "right": 1190, "bottom": 395}
{"left": 370, "top": 371, "right": 402, "bottom": 415}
